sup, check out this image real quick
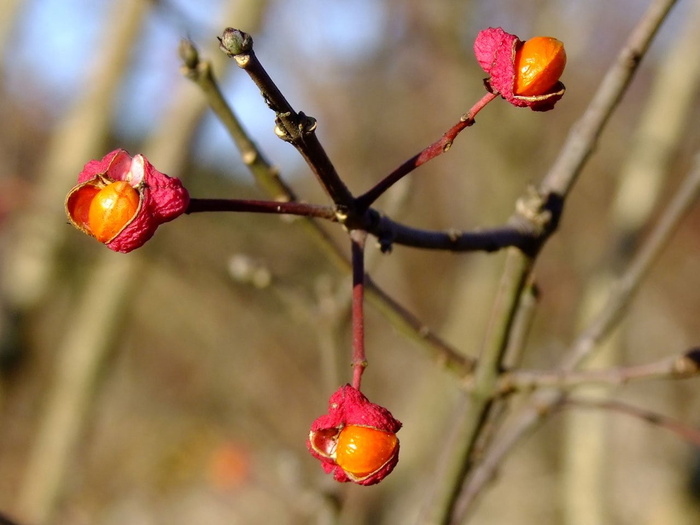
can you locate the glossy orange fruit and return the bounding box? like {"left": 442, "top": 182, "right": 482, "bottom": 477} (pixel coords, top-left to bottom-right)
{"left": 335, "top": 425, "right": 398, "bottom": 478}
{"left": 513, "top": 36, "right": 566, "bottom": 96}
{"left": 87, "top": 180, "right": 140, "bottom": 242}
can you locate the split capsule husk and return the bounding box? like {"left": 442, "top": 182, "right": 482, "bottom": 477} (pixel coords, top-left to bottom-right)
{"left": 65, "top": 149, "right": 189, "bottom": 253}
{"left": 474, "top": 27, "right": 566, "bottom": 111}
{"left": 307, "top": 384, "right": 402, "bottom": 486}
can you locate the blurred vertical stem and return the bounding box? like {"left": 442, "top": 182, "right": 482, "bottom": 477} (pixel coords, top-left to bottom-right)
{"left": 16, "top": 1, "right": 271, "bottom": 523}
{"left": 2, "top": 0, "right": 147, "bottom": 311}
{"left": 15, "top": 1, "right": 151, "bottom": 521}
{"left": 0, "top": 0, "right": 24, "bottom": 73}
{"left": 421, "top": 248, "right": 532, "bottom": 524}
{"left": 562, "top": 3, "right": 700, "bottom": 522}
{"left": 17, "top": 251, "right": 144, "bottom": 524}
{"left": 423, "top": 0, "right": 680, "bottom": 521}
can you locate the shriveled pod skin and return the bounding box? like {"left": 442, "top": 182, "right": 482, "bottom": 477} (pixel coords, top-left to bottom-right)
{"left": 88, "top": 181, "right": 140, "bottom": 242}
{"left": 335, "top": 425, "right": 399, "bottom": 480}
{"left": 66, "top": 184, "right": 101, "bottom": 232}
{"left": 513, "top": 36, "right": 567, "bottom": 96}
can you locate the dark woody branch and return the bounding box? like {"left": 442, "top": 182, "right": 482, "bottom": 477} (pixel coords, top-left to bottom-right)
{"left": 218, "top": 28, "right": 355, "bottom": 210}
{"left": 186, "top": 197, "right": 338, "bottom": 220}
{"left": 186, "top": 194, "right": 558, "bottom": 255}
{"left": 365, "top": 186, "right": 560, "bottom": 255}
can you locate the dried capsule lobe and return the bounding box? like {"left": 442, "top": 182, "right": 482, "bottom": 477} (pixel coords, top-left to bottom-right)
{"left": 473, "top": 27, "right": 566, "bottom": 111}
{"left": 88, "top": 181, "right": 140, "bottom": 242}
{"left": 513, "top": 37, "right": 567, "bottom": 96}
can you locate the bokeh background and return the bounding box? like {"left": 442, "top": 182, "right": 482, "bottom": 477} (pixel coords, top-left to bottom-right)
{"left": 1, "top": 0, "right": 700, "bottom": 523}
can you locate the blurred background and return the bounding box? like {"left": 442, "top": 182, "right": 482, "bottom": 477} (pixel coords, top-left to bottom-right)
{"left": 1, "top": 0, "right": 700, "bottom": 523}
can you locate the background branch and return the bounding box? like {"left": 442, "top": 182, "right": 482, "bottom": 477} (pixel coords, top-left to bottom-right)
{"left": 561, "top": 397, "right": 700, "bottom": 446}
{"left": 540, "top": 0, "right": 679, "bottom": 199}
{"left": 186, "top": 197, "right": 336, "bottom": 220}
{"left": 500, "top": 348, "right": 700, "bottom": 393}
{"left": 456, "top": 147, "right": 700, "bottom": 519}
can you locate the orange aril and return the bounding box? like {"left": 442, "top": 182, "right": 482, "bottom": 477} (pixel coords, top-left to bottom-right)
{"left": 513, "top": 36, "right": 566, "bottom": 96}
{"left": 87, "top": 180, "right": 140, "bottom": 242}
{"left": 335, "top": 425, "right": 398, "bottom": 478}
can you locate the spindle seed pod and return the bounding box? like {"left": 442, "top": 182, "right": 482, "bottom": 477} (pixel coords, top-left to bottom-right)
{"left": 474, "top": 27, "right": 566, "bottom": 111}
{"left": 65, "top": 149, "right": 189, "bottom": 253}
{"left": 307, "top": 385, "right": 402, "bottom": 486}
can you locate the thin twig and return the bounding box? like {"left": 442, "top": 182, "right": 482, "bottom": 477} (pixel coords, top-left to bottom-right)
{"left": 561, "top": 397, "right": 700, "bottom": 446}
{"left": 350, "top": 229, "right": 368, "bottom": 390}
{"left": 186, "top": 197, "right": 337, "bottom": 220}
{"left": 355, "top": 92, "right": 497, "bottom": 210}
{"left": 449, "top": 0, "right": 682, "bottom": 520}
{"left": 563, "top": 151, "right": 700, "bottom": 369}
{"left": 499, "top": 348, "right": 700, "bottom": 393}
{"left": 366, "top": 210, "right": 538, "bottom": 253}
{"left": 540, "top": 0, "right": 678, "bottom": 199}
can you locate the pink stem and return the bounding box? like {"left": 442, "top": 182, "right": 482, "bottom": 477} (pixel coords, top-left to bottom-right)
{"left": 186, "top": 197, "right": 336, "bottom": 220}
{"left": 350, "top": 229, "right": 368, "bottom": 390}
{"left": 355, "top": 91, "right": 498, "bottom": 210}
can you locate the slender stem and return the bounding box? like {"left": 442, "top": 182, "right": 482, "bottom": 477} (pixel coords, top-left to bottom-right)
{"left": 355, "top": 92, "right": 497, "bottom": 210}
{"left": 562, "top": 397, "right": 700, "bottom": 446}
{"left": 186, "top": 197, "right": 337, "bottom": 220}
{"left": 540, "top": 0, "right": 678, "bottom": 199}
{"left": 563, "top": 151, "right": 700, "bottom": 369}
{"left": 450, "top": 0, "right": 681, "bottom": 519}
{"left": 180, "top": 40, "right": 297, "bottom": 201}
{"left": 364, "top": 273, "right": 475, "bottom": 375}
{"left": 422, "top": 249, "right": 533, "bottom": 524}
{"left": 350, "top": 229, "right": 368, "bottom": 390}
{"left": 498, "top": 348, "right": 700, "bottom": 393}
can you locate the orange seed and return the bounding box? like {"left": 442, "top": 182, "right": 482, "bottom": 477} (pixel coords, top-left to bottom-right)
{"left": 335, "top": 425, "right": 398, "bottom": 478}
{"left": 513, "top": 36, "right": 566, "bottom": 96}
{"left": 87, "top": 180, "right": 140, "bottom": 242}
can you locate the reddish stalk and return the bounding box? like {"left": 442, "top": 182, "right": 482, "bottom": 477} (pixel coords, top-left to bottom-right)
{"left": 186, "top": 197, "right": 337, "bottom": 220}
{"left": 350, "top": 229, "right": 368, "bottom": 390}
{"left": 355, "top": 91, "right": 498, "bottom": 210}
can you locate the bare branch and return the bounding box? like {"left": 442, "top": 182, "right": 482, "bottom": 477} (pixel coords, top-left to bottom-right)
{"left": 499, "top": 348, "right": 700, "bottom": 393}
{"left": 540, "top": 0, "right": 678, "bottom": 199}
{"left": 355, "top": 92, "right": 497, "bottom": 210}
{"left": 186, "top": 197, "right": 337, "bottom": 220}
{"left": 562, "top": 397, "right": 700, "bottom": 446}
